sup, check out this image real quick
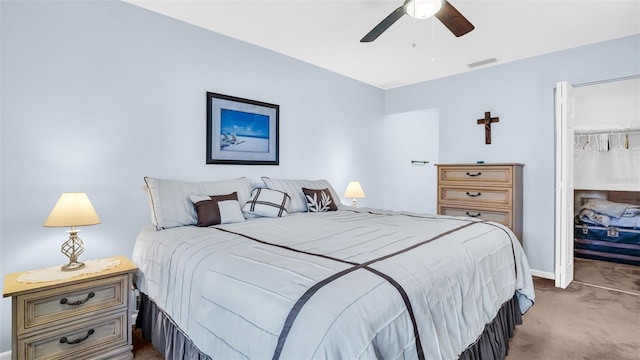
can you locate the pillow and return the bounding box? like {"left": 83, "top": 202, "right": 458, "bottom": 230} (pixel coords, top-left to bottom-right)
{"left": 261, "top": 177, "right": 341, "bottom": 213}
{"left": 144, "top": 177, "right": 253, "bottom": 230}
{"left": 190, "top": 192, "right": 245, "bottom": 226}
{"left": 302, "top": 188, "right": 338, "bottom": 212}
{"left": 580, "top": 198, "right": 631, "bottom": 218}
{"left": 242, "top": 188, "right": 290, "bottom": 218}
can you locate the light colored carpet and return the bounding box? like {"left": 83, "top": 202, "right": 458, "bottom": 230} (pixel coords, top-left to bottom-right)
{"left": 573, "top": 257, "right": 640, "bottom": 294}
{"left": 507, "top": 278, "right": 639, "bottom": 359}
{"left": 133, "top": 258, "right": 640, "bottom": 359}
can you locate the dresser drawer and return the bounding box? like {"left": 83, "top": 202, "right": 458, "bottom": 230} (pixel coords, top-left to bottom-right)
{"left": 16, "top": 274, "right": 128, "bottom": 334}
{"left": 438, "top": 166, "right": 513, "bottom": 186}
{"left": 439, "top": 186, "right": 512, "bottom": 207}
{"left": 16, "top": 310, "right": 130, "bottom": 360}
{"left": 439, "top": 206, "right": 512, "bottom": 228}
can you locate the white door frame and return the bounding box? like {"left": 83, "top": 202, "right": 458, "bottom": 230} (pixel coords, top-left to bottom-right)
{"left": 554, "top": 81, "right": 575, "bottom": 288}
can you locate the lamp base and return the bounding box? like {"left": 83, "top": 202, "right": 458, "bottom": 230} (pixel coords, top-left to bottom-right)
{"left": 352, "top": 199, "right": 358, "bottom": 207}
{"left": 61, "top": 261, "right": 85, "bottom": 272}
{"left": 61, "top": 228, "right": 86, "bottom": 272}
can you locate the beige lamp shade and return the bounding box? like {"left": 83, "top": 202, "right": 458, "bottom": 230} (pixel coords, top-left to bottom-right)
{"left": 43, "top": 192, "right": 101, "bottom": 227}
{"left": 344, "top": 181, "right": 366, "bottom": 207}
{"left": 344, "top": 181, "right": 366, "bottom": 199}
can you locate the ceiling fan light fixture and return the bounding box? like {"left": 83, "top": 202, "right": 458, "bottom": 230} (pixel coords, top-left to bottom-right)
{"left": 404, "top": 0, "right": 443, "bottom": 19}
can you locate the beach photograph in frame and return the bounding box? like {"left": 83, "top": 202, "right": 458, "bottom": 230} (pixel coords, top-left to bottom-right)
{"left": 206, "top": 92, "right": 279, "bottom": 165}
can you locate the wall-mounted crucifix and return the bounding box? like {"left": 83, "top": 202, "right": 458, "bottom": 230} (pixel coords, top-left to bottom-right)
{"left": 477, "top": 111, "right": 500, "bottom": 144}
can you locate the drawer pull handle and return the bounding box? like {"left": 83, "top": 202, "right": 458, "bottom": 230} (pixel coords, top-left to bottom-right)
{"left": 466, "top": 192, "right": 482, "bottom": 197}
{"left": 466, "top": 172, "right": 482, "bottom": 177}
{"left": 466, "top": 211, "right": 482, "bottom": 218}
{"left": 60, "top": 291, "right": 95, "bottom": 306}
{"left": 60, "top": 329, "right": 94, "bottom": 345}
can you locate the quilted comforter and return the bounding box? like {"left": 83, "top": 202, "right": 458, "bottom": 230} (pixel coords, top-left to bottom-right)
{"left": 132, "top": 208, "right": 534, "bottom": 359}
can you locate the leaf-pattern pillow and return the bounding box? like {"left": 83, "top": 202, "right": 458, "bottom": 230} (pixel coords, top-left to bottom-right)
{"left": 302, "top": 188, "right": 338, "bottom": 212}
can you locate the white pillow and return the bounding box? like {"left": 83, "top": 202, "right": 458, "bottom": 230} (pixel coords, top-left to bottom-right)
{"left": 261, "top": 177, "right": 341, "bottom": 213}
{"left": 144, "top": 177, "right": 253, "bottom": 230}
{"left": 190, "top": 194, "right": 245, "bottom": 226}
{"left": 242, "top": 188, "right": 290, "bottom": 218}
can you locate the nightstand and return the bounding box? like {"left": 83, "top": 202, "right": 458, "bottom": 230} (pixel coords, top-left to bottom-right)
{"left": 2, "top": 255, "right": 138, "bottom": 360}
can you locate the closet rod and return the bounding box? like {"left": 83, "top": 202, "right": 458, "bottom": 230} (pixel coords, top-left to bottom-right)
{"left": 574, "top": 129, "right": 640, "bottom": 135}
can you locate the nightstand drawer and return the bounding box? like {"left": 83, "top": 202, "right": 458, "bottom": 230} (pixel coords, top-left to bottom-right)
{"left": 438, "top": 166, "right": 513, "bottom": 186}
{"left": 439, "top": 186, "right": 512, "bottom": 207}
{"left": 17, "top": 311, "right": 130, "bottom": 360}
{"left": 17, "top": 274, "right": 127, "bottom": 334}
{"left": 439, "top": 206, "right": 512, "bottom": 228}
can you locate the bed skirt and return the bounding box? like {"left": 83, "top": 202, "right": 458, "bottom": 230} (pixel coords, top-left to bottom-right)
{"left": 136, "top": 293, "right": 212, "bottom": 360}
{"left": 137, "top": 293, "right": 522, "bottom": 360}
{"left": 459, "top": 294, "right": 522, "bottom": 360}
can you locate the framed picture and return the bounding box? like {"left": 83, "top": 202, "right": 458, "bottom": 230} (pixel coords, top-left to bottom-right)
{"left": 206, "top": 92, "right": 279, "bottom": 165}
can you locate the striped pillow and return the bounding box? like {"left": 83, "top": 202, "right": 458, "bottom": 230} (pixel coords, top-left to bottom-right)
{"left": 261, "top": 177, "right": 341, "bottom": 213}
{"left": 242, "top": 188, "right": 290, "bottom": 218}
{"left": 144, "top": 176, "right": 253, "bottom": 230}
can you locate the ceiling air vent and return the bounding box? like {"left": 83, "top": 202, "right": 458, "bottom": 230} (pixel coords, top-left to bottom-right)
{"left": 468, "top": 58, "right": 499, "bottom": 68}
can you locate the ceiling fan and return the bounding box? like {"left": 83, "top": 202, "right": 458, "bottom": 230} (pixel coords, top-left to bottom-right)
{"left": 360, "top": 0, "right": 474, "bottom": 42}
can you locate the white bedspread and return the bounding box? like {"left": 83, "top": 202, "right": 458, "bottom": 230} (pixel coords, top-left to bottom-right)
{"left": 132, "top": 208, "right": 534, "bottom": 359}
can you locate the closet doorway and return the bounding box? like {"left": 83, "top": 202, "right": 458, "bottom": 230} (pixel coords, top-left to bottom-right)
{"left": 554, "top": 77, "right": 640, "bottom": 289}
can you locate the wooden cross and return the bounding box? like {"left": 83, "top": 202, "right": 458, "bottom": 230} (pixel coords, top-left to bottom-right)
{"left": 477, "top": 111, "right": 499, "bottom": 144}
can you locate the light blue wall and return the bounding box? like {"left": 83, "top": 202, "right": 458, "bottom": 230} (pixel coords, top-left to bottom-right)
{"left": 385, "top": 34, "right": 640, "bottom": 274}
{"left": 1, "top": 0, "right": 638, "bottom": 354}
{"left": 0, "top": 1, "right": 386, "bottom": 351}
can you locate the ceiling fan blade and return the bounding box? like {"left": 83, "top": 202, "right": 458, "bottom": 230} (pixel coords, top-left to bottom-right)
{"left": 360, "top": 6, "right": 405, "bottom": 43}
{"left": 435, "top": 1, "right": 474, "bottom": 37}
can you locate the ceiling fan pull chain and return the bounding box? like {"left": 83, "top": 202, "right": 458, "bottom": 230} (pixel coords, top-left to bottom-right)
{"left": 431, "top": 17, "right": 436, "bottom": 62}
{"left": 412, "top": 14, "right": 417, "bottom": 48}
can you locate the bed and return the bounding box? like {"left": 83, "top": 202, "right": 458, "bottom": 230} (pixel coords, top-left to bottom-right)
{"left": 132, "top": 177, "right": 535, "bottom": 360}
{"left": 574, "top": 196, "right": 640, "bottom": 266}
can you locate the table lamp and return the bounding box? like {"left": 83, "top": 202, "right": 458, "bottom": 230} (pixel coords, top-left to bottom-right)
{"left": 43, "top": 192, "right": 101, "bottom": 271}
{"left": 344, "top": 181, "right": 366, "bottom": 207}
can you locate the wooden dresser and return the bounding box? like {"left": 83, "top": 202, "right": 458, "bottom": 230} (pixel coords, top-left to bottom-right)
{"left": 436, "top": 163, "right": 524, "bottom": 243}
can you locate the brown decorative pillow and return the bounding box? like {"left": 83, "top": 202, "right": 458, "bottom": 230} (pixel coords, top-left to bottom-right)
{"left": 190, "top": 192, "right": 245, "bottom": 226}
{"left": 302, "top": 188, "right": 338, "bottom": 212}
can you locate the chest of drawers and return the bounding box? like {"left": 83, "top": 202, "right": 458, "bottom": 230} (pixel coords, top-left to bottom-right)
{"left": 436, "top": 163, "right": 524, "bottom": 243}
{"left": 3, "top": 256, "right": 137, "bottom": 360}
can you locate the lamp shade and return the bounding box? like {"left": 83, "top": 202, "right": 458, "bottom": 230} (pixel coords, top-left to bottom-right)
{"left": 43, "top": 192, "right": 101, "bottom": 227}
{"left": 344, "top": 181, "right": 366, "bottom": 199}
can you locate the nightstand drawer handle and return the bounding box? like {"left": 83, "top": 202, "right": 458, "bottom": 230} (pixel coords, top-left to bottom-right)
{"left": 466, "top": 172, "right": 482, "bottom": 177}
{"left": 466, "top": 192, "right": 482, "bottom": 197}
{"left": 60, "top": 291, "right": 95, "bottom": 306}
{"left": 60, "top": 329, "right": 94, "bottom": 345}
{"left": 466, "top": 211, "right": 482, "bottom": 217}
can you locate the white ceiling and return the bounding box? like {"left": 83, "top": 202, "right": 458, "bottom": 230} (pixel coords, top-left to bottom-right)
{"left": 124, "top": 0, "right": 640, "bottom": 89}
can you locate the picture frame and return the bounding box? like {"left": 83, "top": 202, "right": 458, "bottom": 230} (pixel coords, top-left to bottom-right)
{"left": 206, "top": 92, "right": 279, "bottom": 165}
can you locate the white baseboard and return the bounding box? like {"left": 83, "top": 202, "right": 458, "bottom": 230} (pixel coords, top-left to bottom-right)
{"left": 530, "top": 268, "right": 555, "bottom": 279}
